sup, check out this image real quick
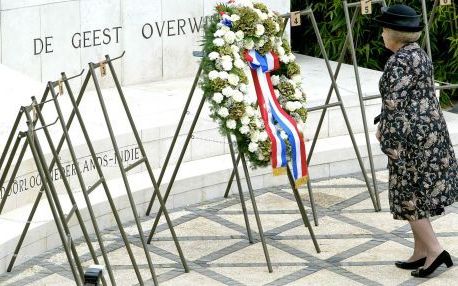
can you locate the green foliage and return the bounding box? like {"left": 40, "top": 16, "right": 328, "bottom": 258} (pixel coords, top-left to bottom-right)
{"left": 291, "top": 0, "right": 457, "bottom": 104}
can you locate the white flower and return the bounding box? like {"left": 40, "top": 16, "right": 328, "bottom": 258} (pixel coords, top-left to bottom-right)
{"left": 274, "top": 89, "right": 280, "bottom": 98}
{"left": 256, "top": 38, "right": 265, "bottom": 48}
{"left": 288, "top": 53, "right": 296, "bottom": 61}
{"left": 218, "top": 107, "right": 229, "bottom": 118}
{"left": 245, "top": 106, "right": 255, "bottom": 117}
{"left": 295, "top": 101, "right": 303, "bottom": 110}
{"left": 260, "top": 13, "right": 268, "bottom": 21}
{"left": 209, "top": 52, "right": 220, "bottom": 61}
{"left": 294, "top": 89, "right": 303, "bottom": 100}
{"left": 235, "top": 30, "right": 244, "bottom": 41}
{"left": 248, "top": 142, "right": 259, "bottom": 152}
{"left": 219, "top": 71, "right": 229, "bottom": 79}
{"left": 277, "top": 46, "right": 285, "bottom": 56}
{"left": 239, "top": 125, "right": 250, "bottom": 134}
{"left": 208, "top": 70, "right": 219, "bottom": 80}
{"left": 239, "top": 84, "right": 248, "bottom": 93}
{"left": 226, "top": 119, "right": 237, "bottom": 129}
{"left": 255, "top": 24, "right": 265, "bottom": 36}
{"left": 230, "top": 14, "right": 240, "bottom": 22}
{"left": 213, "top": 38, "right": 225, "bottom": 47}
{"left": 244, "top": 39, "right": 254, "bottom": 50}
{"left": 271, "top": 75, "right": 280, "bottom": 86}
{"left": 235, "top": 59, "right": 245, "bottom": 69}
{"left": 286, "top": 101, "right": 298, "bottom": 111}
{"left": 221, "top": 60, "right": 233, "bottom": 71}
{"left": 232, "top": 90, "right": 244, "bottom": 102}
{"left": 214, "top": 29, "right": 225, "bottom": 38}
{"left": 254, "top": 118, "right": 262, "bottom": 128}
{"left": 280, "top": 54, "right": 290, "bottom": 63}
{"left": 231, "top": 45, "right": 240, "bottom": 54}
{"left": 250, "top": 131, "right": 260, "bottom": 142}
{"left": 212, "top": 92, "right": 223, "bottom": 103}
{"left": 259, "top": 131, "right": 268, "bottom": 142}
{"left": 228, "top": 74, "right": 240, "bottom": 86}
{"left": 274, "top": 22, "right": 280, "bottom": 32}
{"left": 224, "top": 31, "right": 236, "bottom": 44}
{"left": 291, "top": 74, "right": 302, "bottom": 84}
{"left": 222, "top": 87, "right": 233, "bottom": 97}
{"left": 241, "top": 116, "right": 251, "bottom": 125}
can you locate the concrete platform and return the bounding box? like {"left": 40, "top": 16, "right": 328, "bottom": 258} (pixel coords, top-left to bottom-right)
{"left": 0, "top": 170, "right": 457, "bottom": 285}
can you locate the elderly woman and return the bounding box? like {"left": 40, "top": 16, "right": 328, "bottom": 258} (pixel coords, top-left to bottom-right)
{"left": 375, "top": 4, "right": 457, "bottom": 277}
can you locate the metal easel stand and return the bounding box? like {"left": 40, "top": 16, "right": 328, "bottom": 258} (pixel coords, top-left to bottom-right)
{"left": 0, "top": 77, "right": 111, "bottom": 286}
{"left": 341, "top": 0, "right": 391, "bottom": 211}
{"left": 88, "top": 53, "right": 189, "bottom": 284}
{"left": 18, "top": 104, "right": 84, "bottom": 285}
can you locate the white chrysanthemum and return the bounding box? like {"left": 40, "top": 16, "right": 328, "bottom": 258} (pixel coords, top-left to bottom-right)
{"left": 259, "top": 131, "right": 268, "bottom": 142}
{"left": 219, "top": 71, "right": 229, "bottom": 79}
{"left": 228, "top": 74, "right": 240, "bottom": 86}
{"left": 280, "top": 54, "right": 290, "bottom": 63}
{"left": 239, "top": 125, "right": 250, "bottom": 134}
{"left": 222, "top": 87, "right": 233, "bottom": 97}
{"left": 271, "top": 75, "right": 280, "bottom": 86}
{"left": 254, "top": 118, "right": 262, "bottom": 128}
{"left": 234, "top": 58, "right": 245, "bottom": 69}
{"left": 235, "top": 30, "right": 244, "bottom": 41}
{"left": 214, "top": 29, "right": 225, "bottom": 38}
{"left": 250, "top": 130, "right": 260, "bottom": 142}
{"left": 295, "top": 101, "right": 303, "bottom": 110}
{"left": 221, "top": 60, "right": 233, "bottom": 71}
{"left": 248, "top": 142, "right": 259, "bottom": 152}
{"left": 291, "top": 74, "right": 302, "bottom": 84}
{"left": 286, "top": 101, "right": 298, "bottom": 111}
{"left": 213, "top": 92, "right": 224, "bottom": 103}
{"left": 241, "top": 116, "right": 251, "bottom": 125}
{"left": 277, "top": 46, "right": 285, "bottom": 56}
{"left": 224, "top": 31, "right": 236, "bottom": 44}
{"left": 218, "top": 107, "right": 229, "bottom": 117}
{"left": 231, "top": 14, "right": 240, "bottom": 22}
{"left": 232, "top": 90, "right": 244, "bottom": 102}
{"left": 213, "top": 38, "right": 225, "bottom": 47}
{"left": 209, "top": 51, "right": 220, "bottom": 61}
{"left": 226, "top": 119, "right": 237, "bottom": 129}
{"left": 244, "top": 39, "right": 255, "bottom": 50}
{"left": 255, "top": 24, "right": 265, "bottom": 36}
{"left": 245, "top": 106, "right": 255, "bottom": 117}
{"left": 231, "top": 45, "right": 240, "bottom": 53}
{"left": 208, "top": 70, "right": 219, "bottom": 80}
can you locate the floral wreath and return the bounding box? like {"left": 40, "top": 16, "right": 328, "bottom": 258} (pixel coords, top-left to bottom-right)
{"left": 201, "top": 0, "right": 308, "bottom": 183}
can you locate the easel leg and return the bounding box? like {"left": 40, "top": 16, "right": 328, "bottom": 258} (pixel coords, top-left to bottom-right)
{"left": 146, "top": 63, "right": 204, "bottom": 216}
{"left": 227, "top": 136, "right": 253, "bottom": 243}
{"left": 223, "top": 162, "right": 237, "bottom": 198}
{"left": 286, "top": 166, "right": 320, "bottom": 253}
{"left": 239, "top": 153, "right": 273, "bottom": 273}
{"left": 0, "top": 134, "right": 24, "bottom": 213}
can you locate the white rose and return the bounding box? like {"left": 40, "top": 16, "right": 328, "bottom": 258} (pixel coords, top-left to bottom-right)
{"left": 239, "top": 125, "right": 250, "bottom": 134}
{"left": 208, "top": 70, "right": 219, "bottom": 80}
{"left": 248, "top": 142, "right": 259, "bottom": 152}
{"left": 212, "top": 92, "right": 224, "bottom": 103}
{"left": 232, "top": 90, "right": 244, "bottom": 102}
{"left": 230, "top": 14, "right": 240, "bottom": 22}
{"left": 209, "top": 52, "right": 220, "bottom": 61}
{"left": 244, "top": 39, "right": 255, "bottom": 50}
{"left": 228, "top": 74, "right": 240, "bottom": 86}
{"left": 250, "top": 131, "right": 260, "bottom": 142}
{"left": 219, "top": 71, "right": 229, "bottom": 80}
{"left": 271, "top": 75, "right": 280, "bottom": 86}
{"left": 226, "top": 119, "right": 237, "bottom": 129}
{"left": 259, "top": 131, "right": 268, "bottom": 142}
{"left": 224, "top": 31, "right": 236, "bottom": 44}
{"left": 218, "top": 107, "right": 229, "bottom": 118}
{"left": 221, "top": 60, "right": 233, "bottom": 71}
{"left": 245, "top": 106, "right": 255, "bottom": 117}
{"left": 213, "top": 38, "right": 225, "bottom": 47}
{"left": 241, "top": 116, "right": 251, "bottom": 125}
{"left": 277, "top": 46, "right": 285, "bottom": 56}
{"left": 235, "top": 30, "right": 244, "bottom": 41}
{"left": 255, "top": 24, "right": 265, "bottom": 36}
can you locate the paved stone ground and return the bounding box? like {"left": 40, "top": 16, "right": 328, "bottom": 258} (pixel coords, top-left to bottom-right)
{"left": 1, "top": 170, "right": 457, "bottom": 285}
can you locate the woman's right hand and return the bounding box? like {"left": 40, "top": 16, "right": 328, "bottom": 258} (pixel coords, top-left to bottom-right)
{"left": 376, "top": 124, "right": 381, "bottom": 142}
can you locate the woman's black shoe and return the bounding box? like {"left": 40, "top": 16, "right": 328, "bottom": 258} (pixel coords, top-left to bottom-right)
{"left": 395, "top": 257, "right": 426, "bottom": 269}
{"left": 411, "top": 250, "right": 453, "bottom": 278}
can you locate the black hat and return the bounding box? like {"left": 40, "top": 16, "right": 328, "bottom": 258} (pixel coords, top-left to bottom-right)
{"left": 375, "top": 4, "right": 423, "bottom": 32}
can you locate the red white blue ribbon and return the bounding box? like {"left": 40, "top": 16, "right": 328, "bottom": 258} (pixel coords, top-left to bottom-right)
{"left": 244, "top": 50, "right": 308, "bottom": 187}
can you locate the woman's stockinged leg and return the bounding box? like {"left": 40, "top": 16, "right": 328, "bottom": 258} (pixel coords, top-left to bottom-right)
{"left": 408, "top": 223, "right": 427, "bottom": 262}
{"left": 409, "top": 218, "right": 443, "bottom": 267}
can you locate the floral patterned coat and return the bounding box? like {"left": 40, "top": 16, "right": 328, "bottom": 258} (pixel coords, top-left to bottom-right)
{"left": 378, "top": 42, "right": 457, "bottom": 221}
